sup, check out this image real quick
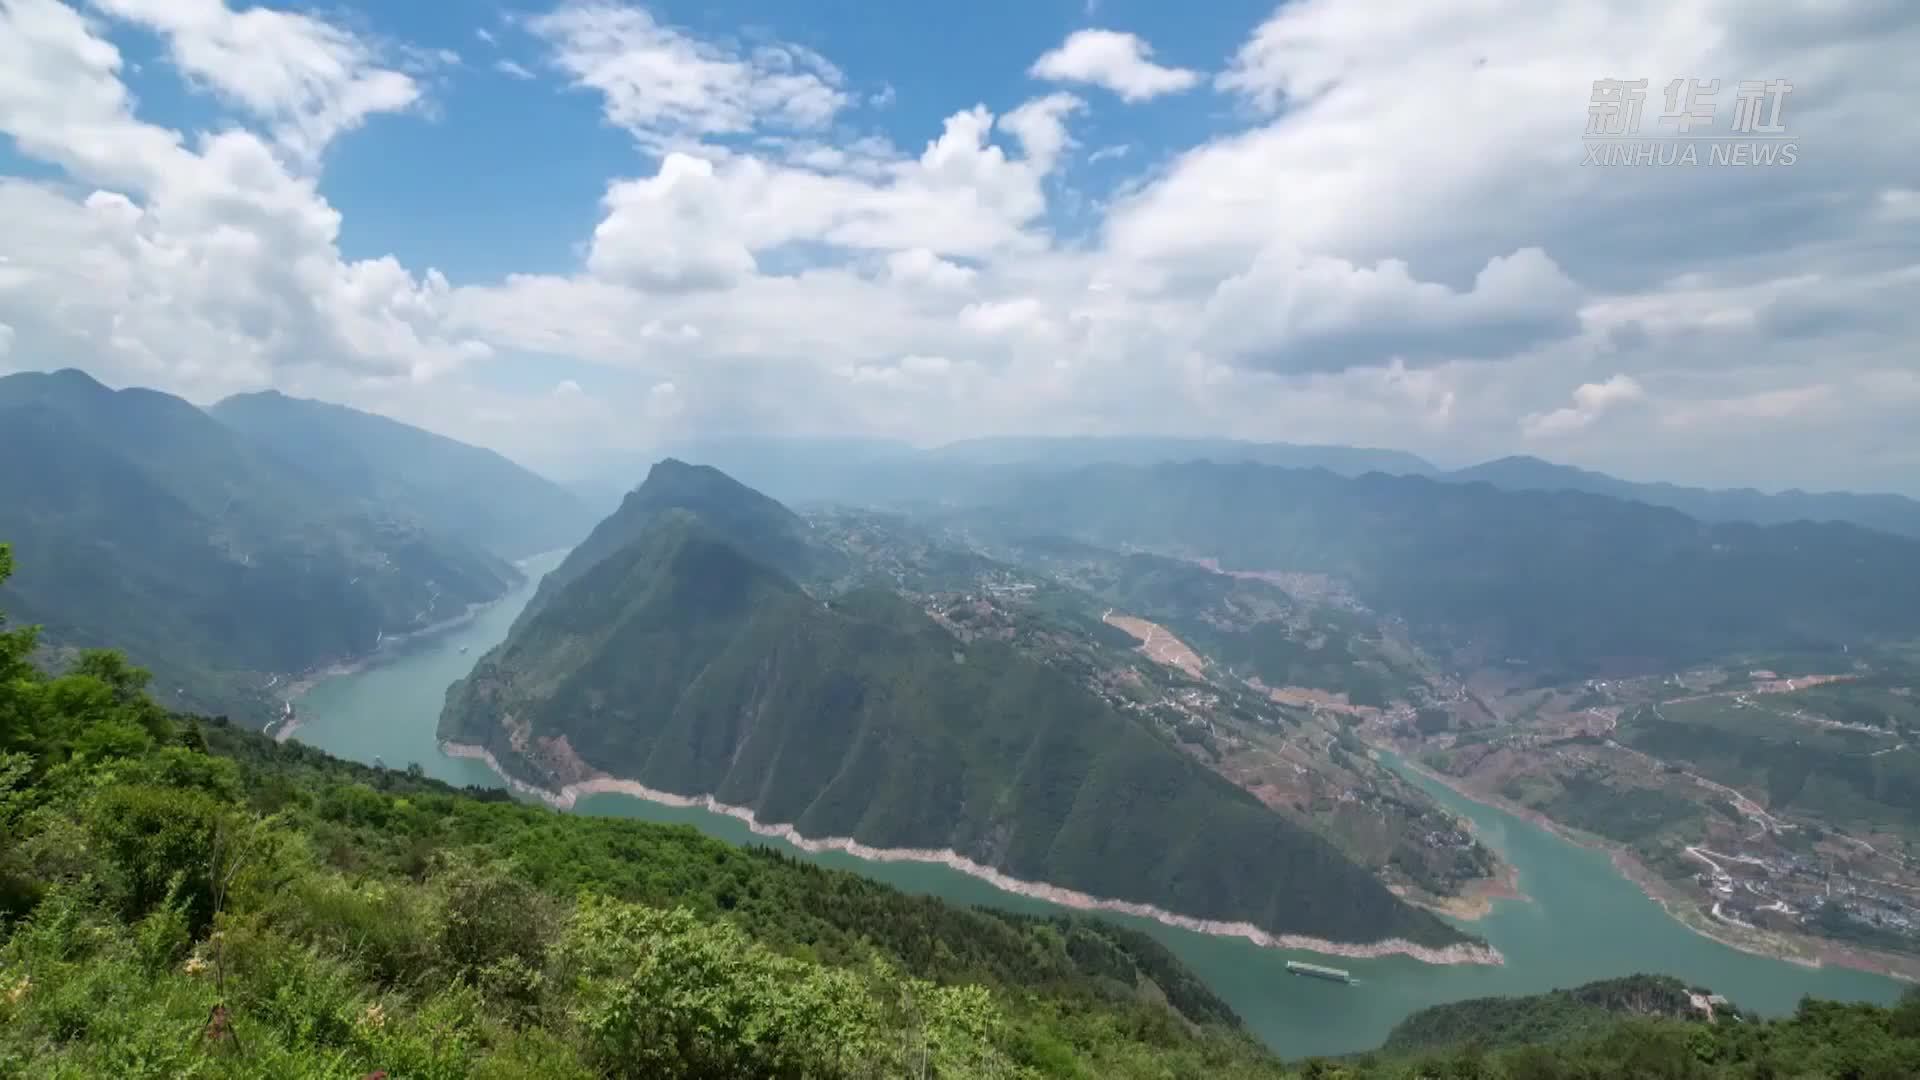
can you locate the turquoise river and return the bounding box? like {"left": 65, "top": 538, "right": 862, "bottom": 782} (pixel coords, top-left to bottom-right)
{"left": 291, "top": 551, "right": 1904, "bottom": 1059}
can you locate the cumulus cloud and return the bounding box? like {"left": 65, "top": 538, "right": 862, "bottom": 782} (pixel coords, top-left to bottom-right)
{"left": 887, "top": 248, "right": 977, "bottom": 291}
{"left": 1, "top": 0, "right": 1917, "bottom": 493}
{"left": 1030, "top": 29, "right": 1200, "bottom": 102}
{"left": 1522, "top": 375, "right": 1647, "bottom": 438}
{"left": 1204, "top": 247, "right": 1583, "bottom": 372}
{"left": 999, "top": 93, "right": 1085, "bottom": 172}
{"left": 580, "top": 98, "right": 1076, "bottom": 292}
{"left": 529, "top": 1, "right": 849, "bottom": 147}
{"left": 91, "top": 0, "right": 420, "bottom": 163}
{"left": 0, "top": 0, "right": 486, "bottom": 399}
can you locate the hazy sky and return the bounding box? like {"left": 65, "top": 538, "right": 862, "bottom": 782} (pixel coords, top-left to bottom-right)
{"left": 1, "top": 0, "right": 1916, "bottom": 493}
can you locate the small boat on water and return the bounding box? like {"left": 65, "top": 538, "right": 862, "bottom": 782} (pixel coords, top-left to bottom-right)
{"left": 1286, "top": 960, "right": 1352, "bottom": 984}
{"left": 459, "top": 645, "right": 469, "bottom": 654}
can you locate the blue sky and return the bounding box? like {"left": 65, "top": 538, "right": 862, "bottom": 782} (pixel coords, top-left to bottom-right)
{"left": 1, "top": 0, "right": 1917, "bottom": 494}
{"left": 271, "top": 1, "right": 1275, "bottom": 278}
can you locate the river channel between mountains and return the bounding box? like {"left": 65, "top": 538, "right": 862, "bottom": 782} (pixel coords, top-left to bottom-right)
{"left": 290, "top": 550, "right": 1903, "bottom": 1059}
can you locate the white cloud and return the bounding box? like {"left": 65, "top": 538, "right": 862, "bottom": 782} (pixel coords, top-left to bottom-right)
{"left": 586, "top": 153, "right": 764, "bottom": 289}
{"left": 90, "top": 0, "right": 420, "bottom": 163}
{"left": 1204, "top": 246, "right": 1583, "bottom": 372}
{"left": 1879, "top": 188, "right": 1920, "bottom": 223}
{"left": 1087, "top": 143, "right": 1131, "bottom": 165}
{"left": 959, "top": 297, "right": 1047, "bottom": 336}
{"left": 1523, "top": 375, "right": 1647, "bottom": 438}
{"left": 1659, "top": 384, "right": 1830, "bottom": 431}
{"left": 999, "top": 93, "right": 1084, "bottom": 173}
{"left": 1030, "top": 29, "right": 1199, "bottom": 103}
{"left": 580, "top": 100, "right": 1075, "bottom": 291}
{"left": 887, "top": 248, "right": 977, "bottom": 291}
{"left": 640, "top": 319, "right": 701, "bottom": 342}
{"left": 0, "top": 0, "right": 486, "bottom": 400}
{"left": 529, "top": 1, "right": 849, "bottom": 147}
{"left": 495, "top": 58, "right": 535, "bottom": 80}
{"left": 646, "top": 380, "right": 684, "bottom": 421}
{"left": 1, "top": 0, "right": 1917, "bottom": 494}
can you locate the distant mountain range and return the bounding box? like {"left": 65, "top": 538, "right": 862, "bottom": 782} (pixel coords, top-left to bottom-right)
{"left": 572, "top": 436, "right": 1434, "bottom": 510}
{"left": 0, "top": 370, "right": 588, "bottom": 720}
{"left": 442, "top": 460, "right": 1475, "bottom": 953}
{"left": 957, "top": 462, "right": 1920, "bottom": 681}
{"left": 925, "top": 436, "right": 1438, "bottom": 476}
{"left": 622, "top": 436, "right": 1920, "bottom": 542}
{"left": 212, "top": 391, "right": 593, "bottom": 560}
{"left": 1447, "top": 455, "right": 1920, "bottom": 540}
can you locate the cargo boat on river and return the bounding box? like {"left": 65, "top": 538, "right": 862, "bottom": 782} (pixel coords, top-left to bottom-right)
{"left": 1286, "top": 960, "right": 1352, "bottom": 984}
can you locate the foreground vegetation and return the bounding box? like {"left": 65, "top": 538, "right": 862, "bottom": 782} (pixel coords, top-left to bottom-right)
{"left": 8, "top": 543, "right": 1920, "bottom": 1077}
{"left": 2, "top": 545, "right": 1292, "bottom": 1078}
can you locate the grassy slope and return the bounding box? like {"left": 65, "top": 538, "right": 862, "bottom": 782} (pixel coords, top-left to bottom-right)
{"left": 1, "top": 713, "right": 1288, "bottom": 1076}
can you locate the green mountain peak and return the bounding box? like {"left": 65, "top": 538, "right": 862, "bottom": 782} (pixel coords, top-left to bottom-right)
{"left": 444, "top": 466, "right": 1474, "bottom": 953}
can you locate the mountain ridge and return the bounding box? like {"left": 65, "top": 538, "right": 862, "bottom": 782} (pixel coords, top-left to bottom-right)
{"left": 1449, "top": 454, "right": 1920, "bottom": 538}
{"left": 442, "top": 468, "right": 1479, "bottom": 955}
{"left": 212, "top": 389, "right": 593, "bottom": 559}
{"left": 0, "top": 369, "right": 520, "bottom": 719}
{"left": 514, "top": 457, "right": 834, "bottom": 629}
{"left": 958, "top": 460, "right": 1920, "bottom": 681}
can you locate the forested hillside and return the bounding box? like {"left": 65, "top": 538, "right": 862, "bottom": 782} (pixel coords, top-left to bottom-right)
{"left": 0, "top": 542, "right": 1289, "bottom": 1077}
{"left": 1379, "top": 974, "right": 1728, "bottom": 1053}
{"left": 964, "top": 462, "right": 1920, "bottom": 681}
{"left": 212, "top": 391, "right": 593, "bottom": 560}
{"left": 0, "top": 372, "right": 518, "bottom": 719}
{"left": 443, "top": 497, "right": 1473, "bottom": 952}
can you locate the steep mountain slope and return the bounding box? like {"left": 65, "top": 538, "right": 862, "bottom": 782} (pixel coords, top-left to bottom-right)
{"left": 212, "top": 390, "right": 592, "bottom": 559}
{"left": 0, "top": 370, "right": 518, "bottom": 717}
{"left": 961, "top": 462, "right": 1920, "bottom": 681}
{"left": 443, "top": 490, "right": 1476, "bottom": 953}
{"left": 516, "top": 458, "right": 837, "bottom": 627}
{"left": 1451, "top": 455, "right": 1920, "bottom": 539}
